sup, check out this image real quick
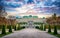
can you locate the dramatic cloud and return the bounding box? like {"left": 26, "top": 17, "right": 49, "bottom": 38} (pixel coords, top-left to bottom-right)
{"left": 0, "top": 0, "right": 60, "bottom": 17}
{"left": 1, "top": 0, "right": 60, "bottom": 7}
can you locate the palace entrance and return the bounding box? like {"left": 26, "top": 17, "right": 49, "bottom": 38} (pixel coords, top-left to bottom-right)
{"left": 26, "top": 21, "right": 35, "bottom": 28}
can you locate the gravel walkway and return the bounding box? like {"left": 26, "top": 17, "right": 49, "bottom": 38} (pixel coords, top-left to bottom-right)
{"left": 2, "top": 28, "right": 58, "bottom": 38}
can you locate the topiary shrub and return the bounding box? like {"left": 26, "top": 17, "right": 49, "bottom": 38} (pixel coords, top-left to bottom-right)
{"left": 17, "top": 25, "right": 20, "bottom": 30}
{"left": 53, "top": 25, "right": 58, "bottom": 34}
{"left": 40, "top": 25, "right": 43, "bottom": 30}
{"left": 44, "top": 25, "right": 46, "bottom": 31}
{"left": 48, "top": 25, "right": 51, "bottom": 33}
{"left": 14, "top": 25, "right": 17, "bottom": 31}
{"left": 9, "top": 25, "right": 12, "bottom": 33}
{"left": 2, "top": 25, "right": 6, "bottom": 34}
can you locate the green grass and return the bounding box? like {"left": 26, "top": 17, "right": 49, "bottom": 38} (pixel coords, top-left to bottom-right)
{"left": 56, "top": 34, "right": 60, "bottom": 38}
{"left": 48, "top": 32, "right": 60, "bottom": 38}
{"left": 0, "top": 32, "right": 12, "bottom": 37}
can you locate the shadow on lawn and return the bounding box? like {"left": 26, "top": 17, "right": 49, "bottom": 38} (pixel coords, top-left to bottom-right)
{"left": 0, "top": 32, "right": 12, "bottom": 37}
{"left": 48, "top": 32, "right": 60, "bottom": 38}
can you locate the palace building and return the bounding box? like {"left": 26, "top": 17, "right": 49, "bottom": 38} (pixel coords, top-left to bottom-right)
{"left": 16, "top": 15, "right": 46, "bottom": 23}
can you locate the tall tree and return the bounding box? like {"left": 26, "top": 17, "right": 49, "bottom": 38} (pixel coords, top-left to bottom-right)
{"left": 53, "top": 13, "right": 58, "bottom": 34}
{"left": 48, "top": 25, "right": 51, "bottom": 33}
{"left": 2, "top": 25, "right": 6, "bottom": 34}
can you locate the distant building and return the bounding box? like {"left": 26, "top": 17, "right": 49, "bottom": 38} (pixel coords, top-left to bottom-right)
{"left": 16, "top": 17, "right": 46, "bottom": 24}
{"left": 23, "top": 15, "right": 38, "bottom": 18}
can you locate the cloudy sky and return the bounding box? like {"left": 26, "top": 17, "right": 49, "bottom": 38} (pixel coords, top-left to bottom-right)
{"left": 0, "top": 0, "right": 60, "bottom": 18}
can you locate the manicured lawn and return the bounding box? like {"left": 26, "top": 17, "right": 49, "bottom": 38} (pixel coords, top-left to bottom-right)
{"left": 0, "top": 32, "right": 12, "bottom": 37}
{"left": 48, "top": 32, "right": 60, "bottom": 38}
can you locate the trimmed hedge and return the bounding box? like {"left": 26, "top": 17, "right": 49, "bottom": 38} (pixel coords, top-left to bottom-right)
{"left": 14, "top": 25, "right": 17, "bottom": 31}
{"left": 40, "top": 25, "right": 43, "bottom": 30}
{"left": 17, "top": 25, "right": 20, "bottom": 30}
{"left": 44, "top": 25, "right": 46, "bottom": 31}
{"left": 8, "top": 25, "right": 12, "bottom": 33}
{"left": 35, "top": 26, "right": 40, "bottom": 29}
{"left": 48, "top": 25, "right": 51, "bottom": 33}
{"left": 53, "top": 25, "right": 58, "bottom": 34}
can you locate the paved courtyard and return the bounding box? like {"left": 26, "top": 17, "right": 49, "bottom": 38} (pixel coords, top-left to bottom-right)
{"left": 2, "top": 28, "right": 58, "bottom": 38}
